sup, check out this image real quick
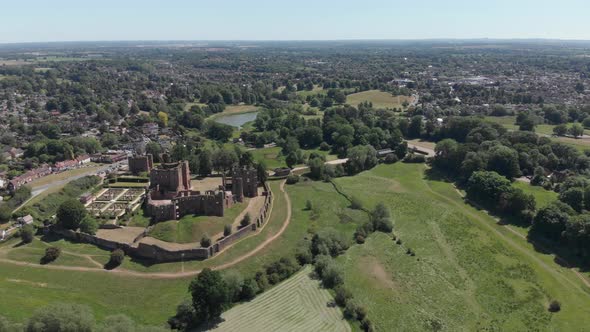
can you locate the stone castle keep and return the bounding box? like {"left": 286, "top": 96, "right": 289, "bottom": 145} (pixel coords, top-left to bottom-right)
{"left": 128, "top": 154, "right": 153, "bottom": 174}
{"left": 146, "top": 161, "right": 258, "bottom": 222}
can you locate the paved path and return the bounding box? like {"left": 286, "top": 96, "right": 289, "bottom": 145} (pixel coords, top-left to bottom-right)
{"left": 0, "top": 180, "right": 293, "bottom": 279}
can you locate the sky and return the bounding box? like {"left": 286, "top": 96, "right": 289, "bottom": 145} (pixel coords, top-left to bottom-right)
{"left": 1, "top": 0, "right": 590, "bottom": 43}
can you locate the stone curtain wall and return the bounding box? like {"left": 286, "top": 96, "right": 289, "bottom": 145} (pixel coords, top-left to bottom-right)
{"left": 52, "top": 182, "right": 274, "bottom": 263}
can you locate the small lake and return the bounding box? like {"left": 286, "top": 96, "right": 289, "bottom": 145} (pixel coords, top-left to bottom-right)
{"left": 214, "top": 111, "right": 259, "bottom": 128}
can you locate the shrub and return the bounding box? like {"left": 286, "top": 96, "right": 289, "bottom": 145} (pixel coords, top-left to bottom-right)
{"left": 350, "top": 196, "right": 363, "bottom": 210}
{"left": 343, "top": 300, "right": 359, "bottom": 319}
{"left": 311, "top": 228, "right": 350, "bottom": 257}
{"left": 321, "top": 263, "right": 344, "bottom": 288}
{"left": 200, "top": 235, "right": 212, "bottom": 247}
{"left": 286, "top": 175, "right": 300, "bottom": 184}
{"left": 254, "top": 271, "right": 269, "bottom": 291}
{"left": 355, "top": 234, "right": 365, "bottom": 244}
{"left": 355, "top": 305, "right": 368, "bottom": 320}
{"left": 305, "top": 200, "right": 313, "bottom": 211}
{"left": 107, "top": 249, "right": 125, "bottom": 269}
{"left": 26, "top": 303, "right": 94, "bottom": 332}
{"left": 41, "top": 247, "right": 61, "bottom": 264}
{"left": 361, "top": 317, "right": 374, "bottom": 332}
{"left": 320, "top": 142, "right": 330, "bottom": 151}
{"left": 295, "top": 243, "right": 313, "bottom": 265}
{"left": 20, "top": 224, "right": 35, "bottom": 244}
{"left": 223, "top": 224, "right": 232, "bottom": 237}
{"left": 403, "top": 153, "right": 426, "bottom": 163}
{"left": 240, "top": 278, "right": 259, "bottom": 301}
{"left": 384, "top": 153, "right": 399, "bottom": 164}
{"left": 548, "top": 300, "right": 561, "bottom": 312}
{"left": 79, "top": 216, "right": 98, "bottom": 235}
{"left": 240, "top": 213, "right": 251, "bottom": 228}
{"left": 334, "top": 285, "right": 352, "bottom": 307}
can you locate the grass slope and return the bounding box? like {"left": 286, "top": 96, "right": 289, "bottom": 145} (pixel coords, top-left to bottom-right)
{"left": 513, "top": 181, "right": 558, "bottom": 209}
{"left": 333, "top": 163, "right": 590, "bottom": 331}
{"left": 214, "top": 265, "right": 350, "bottom": 332}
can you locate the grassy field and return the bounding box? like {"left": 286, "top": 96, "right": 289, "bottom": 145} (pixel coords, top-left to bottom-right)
{"left": 346, "top": 90, "right": 413, "bottom": 109}
{"left": 27, "top": 165, "right": 102, "bottom": 188}
{"left": 331, "top": 163, "right": 590, "bottom": 331}
{"left": 207, "top": 105, "right": 259, "bottom": 120}
{"left": 296, "top": 85, "right": 326, "bottom": 98}
{"left": 485, "top": 116, "right": 590, "bottom": 151}
{"left": 149, "top": 201, "right": 247, "bottom": 243}
{"left": 214, "top": 265, "right": 350, "bottom": 332}
{"left": 251, "top": 147, "right": 338, "bottom": 170}
{"left": 513, "top": 181, "right": 558, "bottom": 209}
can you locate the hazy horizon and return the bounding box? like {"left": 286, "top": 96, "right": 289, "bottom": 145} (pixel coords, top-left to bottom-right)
{"left": 1, "top": 0, "right": 589, "bottom": 43}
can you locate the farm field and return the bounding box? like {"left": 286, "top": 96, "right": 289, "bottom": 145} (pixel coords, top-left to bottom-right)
{"left": 346, "top": 90, "right": 413, "bottom": 109}
{"left": 332, "top": 163, "right": 590, "bottom": 331}
{"left": 214, "top": 265, "right": 350, "bottom": 332}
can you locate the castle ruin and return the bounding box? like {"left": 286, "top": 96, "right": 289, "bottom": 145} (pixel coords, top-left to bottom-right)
{"left": 145, "top": 161, "right": 259, "bottom": 223}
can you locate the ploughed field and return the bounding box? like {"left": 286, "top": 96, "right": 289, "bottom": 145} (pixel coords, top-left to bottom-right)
{"left": 214, "top": 265, "right": 350, "bottom": 332}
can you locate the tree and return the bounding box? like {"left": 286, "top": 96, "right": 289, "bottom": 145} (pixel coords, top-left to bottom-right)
{"left": 0, "top": 205, "right": 12, "bottom": 223}
{"left": 519, "top": 117, "right": 536, "bottom": 132}
{"left": 79, "top": 216, "right": 98, "bottom": 235}
{"left": 569, "top": 123, "right": 584, "bottom": 138}
{"left": 559, "top": 187, "right": 585, "bottom": 212}
{"left": 408, "top": 115, "right": 424, "bottom": 138}
{"left": 532, "top": 201, "right": 574, "bottom": 241}
{"left": 256, "top": 162, "right": 268, "bottom": 183}
{"left": 26, "top": 303, "right": 95, "bottom": 332}
{"left": 223, "top": 271, "right": 244, "bottom": 302}
{"left": 20, "top": 224, "right": 35, "bottom": 244}
{"left": 211, "top": 149, "right": 238, "bottom": 173}
{"left": 189, "top": 268, "right": 229, "bottom": 323}
{"left": 145, "top": 142, "right": 162, "bottom": 160}
{"left": 311, "top": 228, "right": 350, "bottom": 257}
{"left": 371, "top": 202, "right": 393, "bottom": 232}
{"left": 553, "top": 124, "right": 568, "bottom": 136}
{"left": 56, "top": 199, "right": 87, "bottom": 230}
{"left": 466, "top": 171, "right": 512, "bottom": 208}
{"left": 240, "top": 278, "right": 259, "bottom": 300}
{"left": 345, "top": 145, "right": 378, "bottom": 175}
{"left": 157, "top": 111, "right": 169, "bottom": 127}
{"left": 198, "top": 150, "right": 213, "bottom": 176}
{"left": 308, "top": 157, "right": 325, "bottom": 180}
{"left": 487, "top": 145, "right": 521, "bottom": 179}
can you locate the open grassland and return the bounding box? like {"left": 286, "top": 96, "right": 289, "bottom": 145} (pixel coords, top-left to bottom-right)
{"left": 214, "top": 265, "right": 350, "bottom": 332}
{"left": 333, "top": 163, "right": 590, "bottom": 331}
{"left": 149, "top": 200, "right": 247, "bottom": 243}
{"left": 346, "top": 90, "right": 413, "bottom": 109}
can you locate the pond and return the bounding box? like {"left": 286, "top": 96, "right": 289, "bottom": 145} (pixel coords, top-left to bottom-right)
{"left": 214, "top": 111, "right": 259, "bottom": 128}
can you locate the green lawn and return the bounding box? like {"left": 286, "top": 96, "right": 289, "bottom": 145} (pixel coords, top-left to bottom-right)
{"left": 346, "top": 90, "right": 413, "bottom": 109}
{"left": 513, "top": 181, "right": 558, "bottom": 209}
{"left": 149, "top": 201, "right": 247, "bottom": 243}
{"left": 330, "top": 163, "right": 590, "bottom": 331}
